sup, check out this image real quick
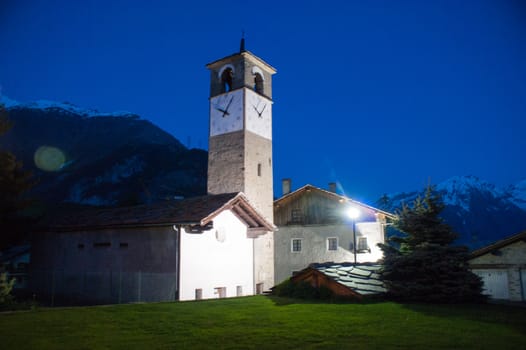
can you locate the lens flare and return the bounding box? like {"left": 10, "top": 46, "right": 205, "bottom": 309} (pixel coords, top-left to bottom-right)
{"left": 34, "top": 145, "right": 66, "bottom": 172}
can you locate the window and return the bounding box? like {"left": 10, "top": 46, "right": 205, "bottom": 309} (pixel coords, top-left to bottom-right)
{"left": 214, "top": 287, "right": 226, "bottom": 298}
{"left": 257, "top": 163, "right": 262, "bottom": 176}
{"left": 77, "top": 243, "right": 85, "bottom": 249}
{"left": 93, "top": 242, "right": 111, "bottom": 248}
{"left": 290, "top": 209, "right": 303, "bottom": 224}
{"left": 221, "top": 68, "right": 233, "bottom": 92}
{"left": 357, "top": 237, "right": 370, "bottom": 253}
{"left": 291, "top": 238, "right": 302, "bottom": 252}
{"left": 119, "top": 242, "right": 128, "bottom": 248}
{"left": 236, "top": 285, "right": 243, "bottom": 297}
{"left": 195, "top": 288, "right": 202, "bottom": 300}
{"left": 253, "top": 72, "right": 264, "bottom": 94}
{"left": 215, "top": 227, "right": 226, "bottom": 243}
{"left": 327, "top": 237, "right": 338, "bottom": 251}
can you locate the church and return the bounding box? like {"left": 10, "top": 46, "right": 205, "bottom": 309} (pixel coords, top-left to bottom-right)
{"left": 30, "top": 41, "right": 277, "bottom": 304}
{"left": 30, "top": 41, "right": 390, "bottom": 304}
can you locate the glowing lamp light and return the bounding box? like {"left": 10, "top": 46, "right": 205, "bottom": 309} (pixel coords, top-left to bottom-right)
{"left": 347, "top": 207, "right": 360, "bottom": 220}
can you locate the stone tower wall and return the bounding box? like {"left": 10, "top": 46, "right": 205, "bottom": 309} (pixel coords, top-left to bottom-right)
{"left": 207, "top": 131, "right": 245, "bottom": 195}
{"left": 207, "top": 49, "right": 276, "bottom": 291}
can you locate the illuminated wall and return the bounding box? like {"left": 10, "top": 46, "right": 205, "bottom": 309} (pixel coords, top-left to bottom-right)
{"left": 179, "top": 209, "right": 254, "bottom": 301}
{"left": 274, "top": 222, "right": 385, "bottom": 284}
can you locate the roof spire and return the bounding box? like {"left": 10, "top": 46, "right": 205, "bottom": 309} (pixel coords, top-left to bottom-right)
{"left": 240, "top": 30, "right": 246, "bottom": 52}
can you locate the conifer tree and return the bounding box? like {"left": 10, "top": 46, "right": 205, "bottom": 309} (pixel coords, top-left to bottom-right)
{"left": 0, "top": 104, "right": 35, "bottom": 249}
{"left": 379, "top": 185, "right": 484, "bottom": 303}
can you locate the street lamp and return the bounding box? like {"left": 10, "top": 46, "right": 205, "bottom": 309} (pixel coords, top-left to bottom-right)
{"left": 347, "top": 207, "right": 360, "bottom": 264}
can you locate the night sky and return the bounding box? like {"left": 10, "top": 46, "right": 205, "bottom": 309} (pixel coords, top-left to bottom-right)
{"left": 1, "top": 0, "right": 525, "bottom": 203}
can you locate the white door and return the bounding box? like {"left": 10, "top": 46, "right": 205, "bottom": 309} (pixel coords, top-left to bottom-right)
{"left": 474, "top": 269, "right": 509, "bottom": 300}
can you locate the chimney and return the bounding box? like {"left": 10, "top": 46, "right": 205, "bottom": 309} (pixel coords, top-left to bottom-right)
{"left": 282, "top": 178, "right": 291, "bottom": 196}
{"left": 328, "top": 182, "right": 337, "bottom": 193}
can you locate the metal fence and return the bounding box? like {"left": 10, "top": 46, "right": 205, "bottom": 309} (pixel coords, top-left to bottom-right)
{"left": 31, "top": 270, "right": 178, "bottom": 306}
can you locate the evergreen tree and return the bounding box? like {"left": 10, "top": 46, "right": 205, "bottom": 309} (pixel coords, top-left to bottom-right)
{"left": 376, "top": 193, "right": 392, "bottom": 212}
{"left": 379, "top": 185, "right": 484, "bottom": 303}
{"left": 0, "top": 104, "right": 36, "bottom": 249}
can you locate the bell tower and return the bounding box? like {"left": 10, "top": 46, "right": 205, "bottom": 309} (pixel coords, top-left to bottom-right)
{"left": 206, "top": 40, "right": 276, "bottom": 291}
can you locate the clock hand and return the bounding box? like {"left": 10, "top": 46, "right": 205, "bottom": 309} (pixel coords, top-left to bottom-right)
{"left": 258, "top": 104, "right": 266, "bottom": 117}
{"left": 225, "top": 96, "right": 234, "bottom": 111}
{"left": 223, "top": 96, "right": 234, "bottom": 117}
{"left": 214, "top": 106, "right": 230, "bottom": 117}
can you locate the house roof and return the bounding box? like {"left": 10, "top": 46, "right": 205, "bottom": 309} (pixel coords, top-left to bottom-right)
{"left": 39, "top": 192, "right": 276, "bottom": 233}
{"left": 274, "top": 184, "right": 395, "bottom": 219}
{"left": 469, "top": 230, "right": 526, "bottom": 259}
{"left": 293, "top": 263, "right": 386, "bottom": 296}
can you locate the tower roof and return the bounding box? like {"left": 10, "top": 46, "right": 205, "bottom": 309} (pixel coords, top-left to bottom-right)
{"left": 205, "top": 42, "right": 276, "bottom": 74}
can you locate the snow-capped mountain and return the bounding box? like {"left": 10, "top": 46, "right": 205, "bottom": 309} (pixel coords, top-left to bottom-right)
{"left": 506, "top": 179, "right": 526, "bottom": 211}
{"left": 381, "top": 175, "right": 526, "bottom": 250}
{"left": 1, "top": 94, "right": 135, "bottom": 118}
{"left": 1, "top": 95, "right": 207, "bottom": 206}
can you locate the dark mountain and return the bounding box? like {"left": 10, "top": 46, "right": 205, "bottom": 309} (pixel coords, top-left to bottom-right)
{"left": 0, "top": 98, "right": 207, "bottom": 206}
{"left": 2, "top": 97, "right": 525, "bottom": 251}
{"left": 379, "top": 175, "right": 526, "bottom": 250}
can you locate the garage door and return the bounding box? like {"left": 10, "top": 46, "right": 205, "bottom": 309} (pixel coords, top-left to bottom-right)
{"left": 473, "top": 269, "right": 509, "bottom": 300}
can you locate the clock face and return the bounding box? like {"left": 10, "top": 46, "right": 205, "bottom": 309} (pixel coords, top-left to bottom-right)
{"left": 245, "top": 89, "right": 272, "bottom": 140}
{"left": 210, "top": 89, "right": 243, "bottom": 136}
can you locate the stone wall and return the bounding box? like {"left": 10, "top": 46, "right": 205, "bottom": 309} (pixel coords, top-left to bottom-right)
{"left": 30, "top": 226, "right": 179, "bottom": 304}
{"left": 274, "top": 222, "right": 384, "bottom": 284}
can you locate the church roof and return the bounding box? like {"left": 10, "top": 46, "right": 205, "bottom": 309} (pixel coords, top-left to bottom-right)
{"left": 39, "top": 192, "right": 276, "bottom": 234}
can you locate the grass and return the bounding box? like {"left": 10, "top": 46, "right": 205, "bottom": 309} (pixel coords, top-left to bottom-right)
{"left": 1, "top": 296, "right": 525, "bottom": 349}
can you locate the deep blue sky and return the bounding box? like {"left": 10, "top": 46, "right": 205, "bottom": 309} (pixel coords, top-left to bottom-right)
{"left": 1, "top": 0, "right": 525, "bottom": 203}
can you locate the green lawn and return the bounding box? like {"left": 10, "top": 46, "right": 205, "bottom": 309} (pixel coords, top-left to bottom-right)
{"left": 1, "top": 296, "right": 525, "bottom": 349}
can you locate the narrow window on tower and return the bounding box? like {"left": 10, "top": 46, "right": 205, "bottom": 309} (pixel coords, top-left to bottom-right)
{"left": 254, "top": 72, "right": 264, "bottom": 94}
{"left": 257, "top": 163, "right": 262, "bottom": 177}
{"left": 221, "top": 68, "right": 233, "bottom": 92}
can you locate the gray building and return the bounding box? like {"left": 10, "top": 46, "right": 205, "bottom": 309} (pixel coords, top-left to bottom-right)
{"left": 273, "top": 181, "right": 395, "bottom": 284}
{"left": 469, "top": 230, "right": 526, "bottom": 301}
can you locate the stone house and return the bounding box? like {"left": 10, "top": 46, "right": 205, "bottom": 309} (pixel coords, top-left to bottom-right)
{"left": 31, "top": 193, "right": 275, "bottom": 304}
{"left": 273, "top": 180, "right": 395, "bottom": 284}
{"left": 469, "top": 230, "right": 526, "bottom": 301}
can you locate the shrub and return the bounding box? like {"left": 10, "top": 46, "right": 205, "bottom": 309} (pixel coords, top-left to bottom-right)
{"left": 0, "top": 272, "right": 15, "bottom": 307}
